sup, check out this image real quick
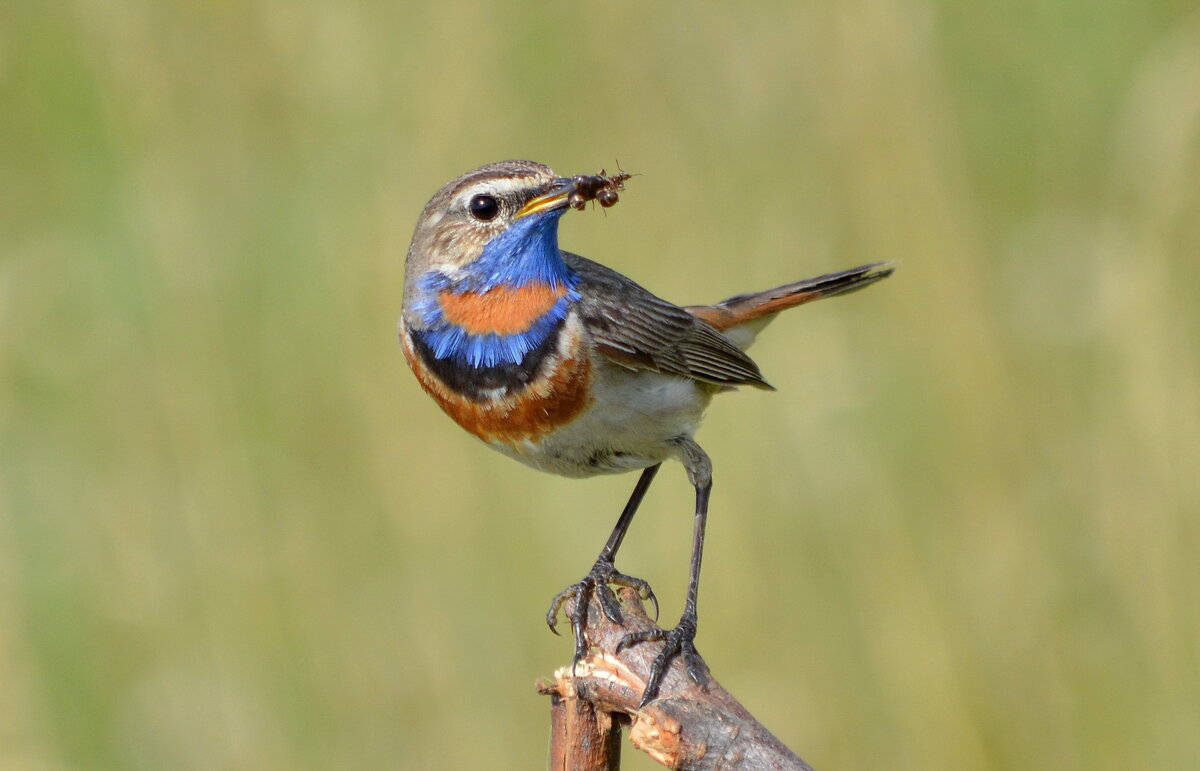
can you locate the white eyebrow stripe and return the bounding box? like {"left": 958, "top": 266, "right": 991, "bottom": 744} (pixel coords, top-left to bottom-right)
{"left": 460, "top": 175, "right": 546, "bottom": 201}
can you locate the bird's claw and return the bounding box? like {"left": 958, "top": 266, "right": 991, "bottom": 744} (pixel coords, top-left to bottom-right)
{"left": 546, "top": 559, "right": 657, "bottom": 666}
{"left": 617, "top": 613, "right": 706, "bottom": 707}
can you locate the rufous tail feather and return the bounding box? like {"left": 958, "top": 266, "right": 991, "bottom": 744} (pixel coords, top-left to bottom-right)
{"left": 686, "top": 261, "right": 895, "bottom": 332}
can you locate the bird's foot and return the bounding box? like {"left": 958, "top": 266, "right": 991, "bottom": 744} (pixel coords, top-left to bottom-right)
{"left": 546, "top": 558, "right": 658, "bottom": 665}
{"left": 618, "top": 611, "right": 706, "bottom": 707}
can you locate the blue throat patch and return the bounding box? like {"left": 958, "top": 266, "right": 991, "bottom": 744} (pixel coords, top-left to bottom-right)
{"left": 410, "top": 209, "right": 580, "bottom": 369}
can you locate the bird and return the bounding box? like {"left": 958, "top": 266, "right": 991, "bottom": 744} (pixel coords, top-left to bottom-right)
{"left": 398, "top": 159, "right": 893, "bottom": 705}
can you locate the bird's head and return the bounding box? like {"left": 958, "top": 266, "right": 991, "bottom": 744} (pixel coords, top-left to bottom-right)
{"left": 402, "top": 160, "right": 584, "bottom": 298}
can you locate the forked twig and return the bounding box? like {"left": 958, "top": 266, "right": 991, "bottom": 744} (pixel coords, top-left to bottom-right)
{"left": 538, "top": 588, "right": 813, "bottom": 770}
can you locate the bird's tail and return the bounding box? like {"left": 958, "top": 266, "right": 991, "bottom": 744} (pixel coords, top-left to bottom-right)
{"left": 685, "top": 261, "right": 895, "bottom": 347}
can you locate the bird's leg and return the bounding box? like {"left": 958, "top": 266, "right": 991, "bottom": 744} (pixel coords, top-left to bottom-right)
{"left": 618, "top": 438, "right": 712, "bottom": 707}
{"left": 546, "top": 463, "right": 661, "bottom": 665}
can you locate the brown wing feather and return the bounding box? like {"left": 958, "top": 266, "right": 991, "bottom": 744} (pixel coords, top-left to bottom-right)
{"left": 563, "top": 252, "right": 772, "bottom": 389}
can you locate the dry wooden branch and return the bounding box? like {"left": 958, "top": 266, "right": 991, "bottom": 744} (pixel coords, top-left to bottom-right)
{"left": 538, "top": 588, "right": 813, "bottom": 770}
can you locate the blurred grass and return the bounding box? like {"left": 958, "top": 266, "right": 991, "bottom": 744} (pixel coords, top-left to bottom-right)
{"left": 2, "top": 0, "right": 1199, "bottom": 768}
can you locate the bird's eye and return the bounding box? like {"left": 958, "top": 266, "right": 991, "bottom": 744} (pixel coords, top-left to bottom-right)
{"left": 468, "top": 194, "right": 500, "bottom": 222}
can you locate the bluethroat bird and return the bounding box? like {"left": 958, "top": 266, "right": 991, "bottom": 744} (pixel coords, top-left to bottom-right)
{"left": 399, "top": 160, "right": 893, "bottom": 705}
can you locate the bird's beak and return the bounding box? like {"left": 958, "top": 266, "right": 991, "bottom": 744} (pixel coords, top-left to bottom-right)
{"left": 514, "top": 177, "right": 574, "bottom": 219}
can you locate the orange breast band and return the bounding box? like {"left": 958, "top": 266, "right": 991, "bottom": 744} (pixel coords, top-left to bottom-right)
{"left": 401, "top": 329, "right": 592, "bottom": 444}
{"left": 438, "top": 283, "right": 566, "bottom": 336}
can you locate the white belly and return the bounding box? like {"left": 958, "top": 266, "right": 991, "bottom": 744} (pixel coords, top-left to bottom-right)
{"left": 488, "top": 365, "right": 716, "bottom": 478}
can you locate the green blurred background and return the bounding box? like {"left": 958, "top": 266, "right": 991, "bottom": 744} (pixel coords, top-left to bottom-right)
{"left": 3, "top": 1, "right": 1198, "bottom": 768}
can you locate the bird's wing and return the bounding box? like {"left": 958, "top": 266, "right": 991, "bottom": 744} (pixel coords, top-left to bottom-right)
{"left": 563, "top": 252, "right": 772, "bottom": 389}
